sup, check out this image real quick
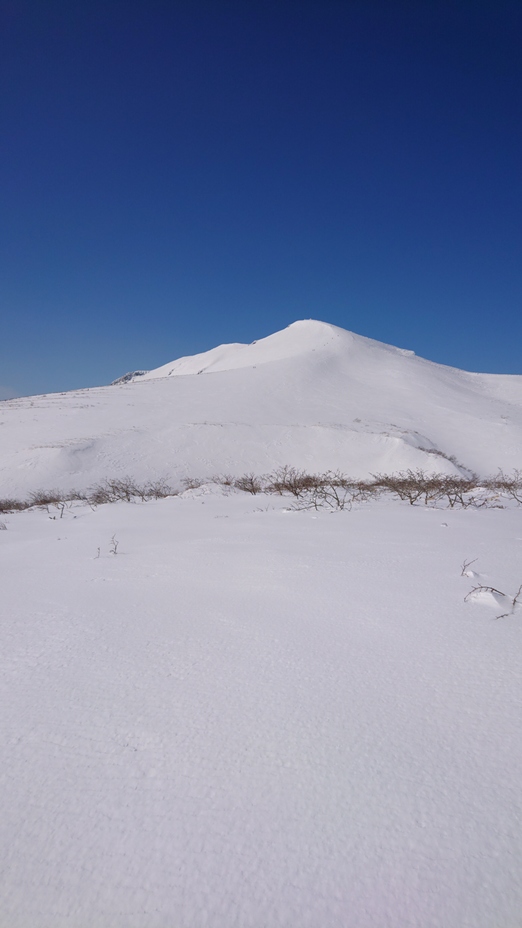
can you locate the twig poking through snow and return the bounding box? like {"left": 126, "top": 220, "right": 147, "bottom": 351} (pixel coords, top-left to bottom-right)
{"left": 461, "top": 557, "right": 478, "bottom": 577}
{"left": 496, "top": 583, "right": 522, "bottom": 619}
{"left": 465, "top": 582, "right": 522, "bottom": 619}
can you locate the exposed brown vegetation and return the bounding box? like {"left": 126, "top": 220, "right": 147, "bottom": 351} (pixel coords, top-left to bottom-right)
{"left": 2, "top": 468, "right": 522, "bottom": 514}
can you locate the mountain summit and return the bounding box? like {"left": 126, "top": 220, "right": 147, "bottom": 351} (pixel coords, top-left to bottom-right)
{"left": 2, "top": 320, "right": 522, "bottom": 495}
{"left": 119, "top": 320, "right": 411, "bottom": 381}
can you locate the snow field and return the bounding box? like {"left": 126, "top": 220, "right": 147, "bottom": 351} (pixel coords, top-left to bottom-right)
{"left": 1, "top": 488, "right": 522, "bottom": 927}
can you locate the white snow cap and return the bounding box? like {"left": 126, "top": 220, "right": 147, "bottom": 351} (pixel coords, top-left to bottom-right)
{"left": 139, "top": 319, "right": 409, "bottom": 379}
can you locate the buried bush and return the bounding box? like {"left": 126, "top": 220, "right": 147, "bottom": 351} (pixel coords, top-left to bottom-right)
{"left": 181, "top": 476, "right": 205, "bottom": 491}
{"left": 233, "top": 473, "right": 265, "bottom": 495}
{"left": 486, "top": 469, "right": 522, "bottom": 505}
{"left": 88, "top": 477, "right": 143, "bottom": 504}
{"left": 3, "top": 468, "right": 522, "bottom": 514}
{"left": 292, "top": 483, "right": 355, "bottom": 511}
{"left": 28, "top": 489, "right": 67, "bottom": 508}
{"left": 265, "top": 466, "right": 322, "bottom": 497}
{"left": 371, "top": 470, "right": 445, "bottom": 505}
{"left": 369, "top": 470, "right": 492, "bottom": 508}
{"left": 88, "top": 477, "right": 175, "bottom": 504}
{"left": 0, "top": 498, "right": 28, "bottom": 513}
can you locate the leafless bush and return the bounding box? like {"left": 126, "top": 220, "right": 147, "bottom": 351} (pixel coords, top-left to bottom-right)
{"left": 28, "top": 489, "right": 65, "bottom": 508}
{"left": 210, "top": 473, "right": 236, "bottom": 487}
{"left": 488, "top": 470, "right": 522, "bottom": 504}
{"left": 4, "top": 467, "right": 521, "bottom": 515}
{"left": 181, "top": 477, "right": 205, "bottom": 491}
{"left": 294, "top": 483, "right": 354, "bottom": 511}
{"left": 320, "top": 470, "right": 355, "bottom": 490}
{"left": 67, "top": 489, "right": 89, "bottom": 502}
{"left": 437, "top": 475, "right": 482, "bottom": 508}
{"left": 88, "top": 477, "right": 175, "bottom": 504}
{"left": 0, "top": 498, "right": 28, "bottom": 513}
{"left": 263, "top": 468, "right": 378, "bottom": 502}
{"left": 88, "top": 482, "right": 118, "bottom": 505}
{"left": 146, "top": 479, "right": 175, "bottom": 499}
{"left": 370, "top": 471, "right": 498, "bottom": 508}
{"left": 90, "top": 478, "right": 134, "bottom": 503}
{"left": 372, "top": 470, "right": 446, "bottom": 505}
{"left": 234, "top": 473, "right": 265, "bottom": 494}
{"left": 265, "top": 466, "right": 323, "bottom": 497}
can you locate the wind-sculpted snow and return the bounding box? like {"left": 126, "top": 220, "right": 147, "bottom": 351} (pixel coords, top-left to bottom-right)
{"left": 2, "top": 319, "right": 522, "bottom": 496}
{"left": 1, "top": 491, "right": 522, "bottom": 926}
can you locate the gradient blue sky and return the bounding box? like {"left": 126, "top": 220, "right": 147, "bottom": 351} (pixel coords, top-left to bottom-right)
{"left": 1, "top": 0, "right": 521, "bottom": 397}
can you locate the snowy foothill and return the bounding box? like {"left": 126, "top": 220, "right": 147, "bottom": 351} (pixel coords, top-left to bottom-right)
{"left": 2, "top": 320, "right": 522, "bottom": 926}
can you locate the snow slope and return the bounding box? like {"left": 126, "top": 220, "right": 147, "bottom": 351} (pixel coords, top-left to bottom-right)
{"left": 2, "top": 489, "right": 522, "bottom": 927}
{"left": 3, "top": 320, "right": 522, "bottom": 925}
{"left": 2, "top": 319, "right": 522, "bottom": 497}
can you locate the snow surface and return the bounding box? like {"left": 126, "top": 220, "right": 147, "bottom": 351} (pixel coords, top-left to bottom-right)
{"left": 2, "top": 488, "right": 522, "bottom": 927}
{"left": 2, "top": 320, "right": 522, "bottom": 497}
{"left": 2, "top": 319, "right": 522, "bottom": 925}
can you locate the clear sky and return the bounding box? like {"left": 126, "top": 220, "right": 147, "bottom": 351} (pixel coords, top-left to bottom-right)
{"left": 1, "top": 0, "right": 521, "bottom": 397}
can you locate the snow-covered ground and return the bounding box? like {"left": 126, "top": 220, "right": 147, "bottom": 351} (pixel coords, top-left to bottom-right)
{"left": 2, "top": 320, "right": 522, "bottom": 498}
{"left": 2, "top": 320, "right": 522, "bottom": 925}
{"left": 2, "top": 486, "right": 522, "bottom": 927}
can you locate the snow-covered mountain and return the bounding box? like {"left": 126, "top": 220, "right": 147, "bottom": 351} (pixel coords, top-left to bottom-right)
{"left": 2, "top": 319, "right": 522, "bottom": 496}
{"left": 4, "top": 322, "right": 522, "bottom": 927}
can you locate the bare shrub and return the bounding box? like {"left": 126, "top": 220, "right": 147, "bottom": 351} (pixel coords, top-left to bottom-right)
{"left": 490, "top": 470, "right": 522, "bottom": 504}
{"left": 371, "top": 470, "right": 445, "bottom": 505}
{"left": 66, "top": 489, "right": 89, "bottom": 502}
{"left": 234, "top": 473, "right": 265, "bottom": 495}
{"left": 351, "top": 478, "right": 381, "bottom": 501}
{"left": 147, "top": 479, "right": 175, "bottom": 499}
{"left": 28, "top": 489, "right": 65, "bottom": 508}
{"left": 181, "top": 477, "right": 205, "bottom": 491}
{"left": 264, "top": 468, "right": 379, "bottom": 503}
{"left": 88, "top": 483, "right": 113, "bottom": 505}
{"left": 265, "top": 466, "right": 322, "bottom": 497}
{"left": 6, "top": 467, "right": 521, "bottom": 515}
{"left": 210, "top": 473, "right": 235, "bottom": 487}
{"left": 89, "top": 477, "right": 175, "bottom": 504}
{"left": 109, "top": 477, "right": 142, "bottom": 501}
{"left": 295, "top": 483, "right": 354, "bottom": 511}
{"left": 437, "top": 475, "right": 481, "bottom": 508}
{"left": 89, "top": 477, "right": 141, "bottom": 503}
{"left": 370, "top": 471, "right": 494, "bottom": 508}
{"left": 0, "top": 498, "right": 28, "bottom": 513}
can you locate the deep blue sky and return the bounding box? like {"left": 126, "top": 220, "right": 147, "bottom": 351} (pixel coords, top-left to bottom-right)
{"left": 1, "top": 0, "right": 521, "bottom": 397}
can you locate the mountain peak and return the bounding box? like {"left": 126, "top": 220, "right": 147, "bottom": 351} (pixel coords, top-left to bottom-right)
{"left": 134, "top": 318, "right": 356, "bottom": 381}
